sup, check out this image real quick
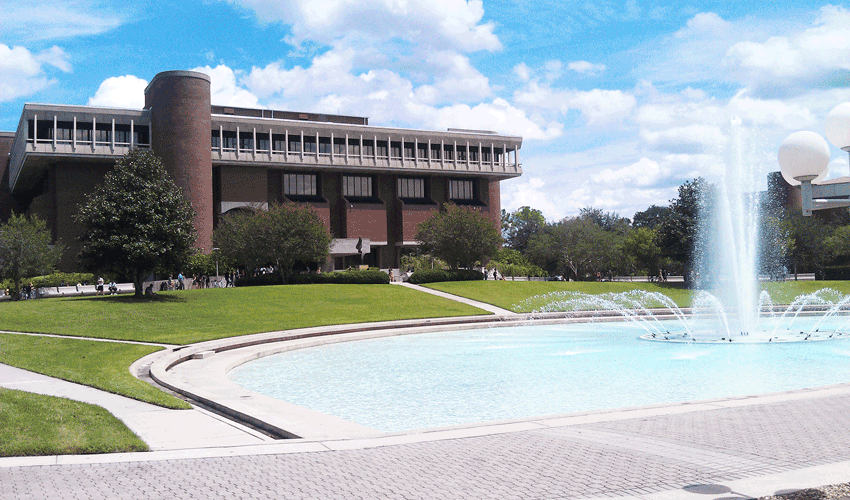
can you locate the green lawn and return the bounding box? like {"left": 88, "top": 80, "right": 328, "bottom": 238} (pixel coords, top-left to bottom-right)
{"left": 0, "top": 284, "right": 488, "bottom": 345}
{"left": 0, "top": 284, "right": 486, "bottom": 411}
{"left": 0, "top": 333, "right": 190, "bottom": 409}
{"left": 0, "top": 388, "right": 148, "bottom": 456}
{"left": 424, "top": 280, "right": 850, "bottom": 312}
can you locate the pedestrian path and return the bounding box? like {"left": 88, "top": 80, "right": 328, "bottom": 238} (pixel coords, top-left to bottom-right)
{"left": 0, "top": 363, "right": 271, "bottom": 451}
{"left": 397, "top": 281, "right": 517, "bottom": 315}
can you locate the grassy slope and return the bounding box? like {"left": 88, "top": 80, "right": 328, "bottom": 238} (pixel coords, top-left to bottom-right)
{"left": 0, "top": 388, "right": 148, "bottom": 456}
{"left": 0, "top": 284, "right": 487, "bottom": 345}
{"left": 0, "top": 333, "right": 189, "bottom": 409}
{"left": 424, "top": 280, "right": 850, "bottom": 312}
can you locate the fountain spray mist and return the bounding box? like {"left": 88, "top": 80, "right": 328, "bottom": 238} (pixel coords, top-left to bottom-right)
{"left": 697, "top": 118, "right": 761, "bottom": 336}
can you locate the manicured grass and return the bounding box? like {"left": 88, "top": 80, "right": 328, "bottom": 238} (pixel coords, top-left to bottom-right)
{"left": 424, "top": 280, "right": 850, "bottom": 312}
{"left": 0, "top": 333, "right": 189, "bottom": 409}
{"left": 0, "top": 284, "right": 487, "bottom": 345}
{"left": 0, "top": 388, "right": 148, "bottom": 456}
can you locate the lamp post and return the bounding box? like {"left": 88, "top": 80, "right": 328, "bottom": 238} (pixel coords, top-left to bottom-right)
{"left": 779, "top": 103, "right": 850, "bottom": 216}
{"left": 212, "top": 247, "right": 220, "bottom": 280}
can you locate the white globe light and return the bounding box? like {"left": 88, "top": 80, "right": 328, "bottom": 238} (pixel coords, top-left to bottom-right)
{"left": 825, "top": 102, "right": 850, "bottom": 150}
{"left": 778, "top": 131, "right": 830, "bottom": 186}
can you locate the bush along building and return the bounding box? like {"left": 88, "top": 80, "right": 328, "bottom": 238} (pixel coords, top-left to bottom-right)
{"left": 0, "top": 70, "right": 523, "bottom": 270}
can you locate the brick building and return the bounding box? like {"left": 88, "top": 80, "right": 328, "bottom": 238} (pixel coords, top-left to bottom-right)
{"left": 0, "top": 70, "right": 523, "bottom": 270}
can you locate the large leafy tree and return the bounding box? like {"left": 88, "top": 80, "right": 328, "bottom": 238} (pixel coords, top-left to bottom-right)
{"left": 527, "top": 217, "right": 618, "bottom": 280}
{"left": 619, "top": 227, "right": 661, "bottom": 275}
{"left": 0, "top": 214, "right": 64, "bottom": 299}
{"left": 76, "top": 149, "right": 196, "bottom": 296}
{"left": 214, "top": 203, "right": 331, "bottom": 283}
{"left": 416, "top": 204, "right": 502, "bottom": 269}
{"left": 501, "top": 206, "right": 545, "bottom": 253}
{"left": 655, "top": 177, "right": 712, "bottom": 278}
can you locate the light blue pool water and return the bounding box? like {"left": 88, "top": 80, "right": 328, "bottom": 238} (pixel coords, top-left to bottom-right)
{"left": 228, "top": 318, "right": 850, "bottom": 432}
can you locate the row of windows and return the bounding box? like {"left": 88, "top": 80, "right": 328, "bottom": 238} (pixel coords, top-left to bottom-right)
{"left": 28, "top": 120, "right": 150, "bottom": 144}
{"left": 280, "top": 174, "right": 475, "bottom": 201}
{"left": 212, "top": 131, "right": 506, "bottom": 160}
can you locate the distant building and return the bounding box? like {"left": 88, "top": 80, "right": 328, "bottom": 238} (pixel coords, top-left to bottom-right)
{"left": 0, "top": 70, "right": 523, "bottom": 270}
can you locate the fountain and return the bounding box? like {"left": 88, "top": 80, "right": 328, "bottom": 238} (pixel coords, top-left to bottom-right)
{"left": 522, "top": 117, "right": 850, "bottom": 343}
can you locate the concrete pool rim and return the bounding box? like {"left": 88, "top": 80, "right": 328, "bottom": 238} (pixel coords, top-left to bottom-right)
{"left": 138, "top": 308, "right": 850, "bottom": 442}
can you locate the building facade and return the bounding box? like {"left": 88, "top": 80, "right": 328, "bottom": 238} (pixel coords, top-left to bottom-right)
{"left": 1, "top": 70, "right": 523, "bottom": 270}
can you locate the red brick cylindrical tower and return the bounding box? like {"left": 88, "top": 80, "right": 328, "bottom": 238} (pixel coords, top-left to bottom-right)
{"left": 144, "top": 70, "right": 213, "bottom": 251}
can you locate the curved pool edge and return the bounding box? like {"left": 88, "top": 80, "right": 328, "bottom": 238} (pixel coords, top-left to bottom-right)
{"left": 140, "top": 309, "right": 850, "bottom": 443}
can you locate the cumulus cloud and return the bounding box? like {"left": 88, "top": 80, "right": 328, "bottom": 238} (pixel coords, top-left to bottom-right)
{"left": 3, "top": 1, "right": 127, "bottom": 42}
{"left": 567, "top": 61, "right": 606, "bottom": 77}
{"left": 515, "top": 82, "right": 636, "bottom": 126}
{"left": 192, "top": 65, "right": 262, "bottom": 108}
{"left": 674, "top": 12, "right": 732, "bottom": 39}
{"left": 594, "top": 157, "right": 664, "bottom": 187}
{"left": 87, "top": 75, "right": 148, "bottom": 109}
{"left": 724, "top": 6, "right": 850, "bottom": 95}
{"left": 224, "top": 0, "right": 501, "bottom": 53}
{"left": 501, "top": 177, "right": 564, "bottom": 221}
{"left": 433, "top": 99, "right": 562, "bottom": 140}
{"left": 0, "top": 45, "right": 71, "bottom": 102}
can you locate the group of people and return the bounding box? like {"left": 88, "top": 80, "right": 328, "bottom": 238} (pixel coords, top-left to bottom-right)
{"left": 158, "top": 271, "right": 238, "bottom": 292}
{"left": 483, "top": 268, "right": 504, "bottom": 280}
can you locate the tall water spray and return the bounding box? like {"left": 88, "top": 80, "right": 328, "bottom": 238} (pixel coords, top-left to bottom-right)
{"left": 696, "top": 118, "right": 762, "bottom": 336}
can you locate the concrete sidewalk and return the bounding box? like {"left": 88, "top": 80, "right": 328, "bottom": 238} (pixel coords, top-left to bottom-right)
{"left": 0, "top": 363, "right": 272, "bottom": 450}
{"left": 397, "top": 281, "right": 517, "bottom": 315}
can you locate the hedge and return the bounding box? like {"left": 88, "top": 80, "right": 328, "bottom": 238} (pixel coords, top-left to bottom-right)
{"left": 408, "top": 269, "right": 484, "bottom": 284}
{"left": 290, "top": 269, "right": 390, "bottom": 285}
{"left": 2, "top": 272, "right": 96, "bottom": 291}
{"left": 235, "top": 269, "right": 390, "bottom": 287}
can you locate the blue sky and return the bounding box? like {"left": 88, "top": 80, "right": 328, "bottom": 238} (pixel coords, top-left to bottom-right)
{"left": 3, "top": 0, "right": 850, "bottom": 220}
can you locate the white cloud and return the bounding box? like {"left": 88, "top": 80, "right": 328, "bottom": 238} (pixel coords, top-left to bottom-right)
{"left": 674, "top": 12, "right": 732, "bottom": 39}
{"left": 87, "top": 75, "right": 148, "bottom": 109}
{"left": 433, "top": 99, "right": 562, "bottom": 140}
{"left": 413, "top": 52, "right": 491, "bottom": 104}
{"left": 2, "top": 1, "right": 127, "bottom": 42}
{"left": 724, "top": 6, "right": 850, "bottom": 94}
{"left": 514, "top": 63, "right": 531, "bottom": 82}
{"left": 0, "top": 45, "right": 70, "bottom": 102}
{"left": 594, "top": 157, "right": 664, "bottom": 187}
{"left": 501, "top": 177, "right": 564, "bottom": 221}
{"left": 192, "top": 65, "right": 262, "bottom": 108}
{"left": 567, "top": 61, "right": 606, "bottom": 77}
{"left": 225, "top": 0, "right": 501, "bottom": 53}
{"left": 515, "top": 82, "right": 636, "bottom": 126}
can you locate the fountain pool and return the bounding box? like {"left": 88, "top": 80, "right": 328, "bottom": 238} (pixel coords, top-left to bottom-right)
{"left": 229, "top": 318, "right": 850, "bottom": 433}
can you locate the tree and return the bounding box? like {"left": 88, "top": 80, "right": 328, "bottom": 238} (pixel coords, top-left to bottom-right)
{"left": 0, "top": 214, "right": 64, "bottom": 299}
{"left": 579, "top": 207, "right": 630, "bottom": 233}
{"left": 784, "top": 210, "right": 829, "bottom": 276}
{"left": 214, "top": 203, "right": 331, "bottom": 283}
{"left": 655, "top": 178, "right": 712, "bottom": 278}
{"left": 527, "top": 217, "right": 618, "bottom": 280}
{"left": 619, "top": 227, "right": 661, "bottom": 275}
{"left": 632, "top": 205, "right": 669, "bottom": 229}
{"left": 76, "top": 149, "right": 196, "bottom": 297}
{"left": 415, "top": 204, "right": 502, "bottom": 269}
{"left": 501, "top": 206, "right": 545, "bottom": 253}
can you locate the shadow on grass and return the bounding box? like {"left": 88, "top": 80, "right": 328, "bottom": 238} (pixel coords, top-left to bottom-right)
{"left": 62, "top": 293, "right": 189, "bottom": 304}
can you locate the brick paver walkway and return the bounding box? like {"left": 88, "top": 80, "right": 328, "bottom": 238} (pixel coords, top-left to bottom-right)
{"left": 4, "top": 390, "right": 850, "bottom": 499}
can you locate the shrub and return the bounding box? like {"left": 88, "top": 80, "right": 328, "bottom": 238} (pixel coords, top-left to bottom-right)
{"left": 236, "top": 269, "right": 390, "bottom": 286}
{"left": 233, "top": 273, "right": 283, "bottom": 287}
{"left": 13, "top": 273, "right": 97, "bottom": 289}
{"left": 408, "top": 269, "right": 483, "bottom": 284}
{"left": 290, "top": 269, "right": 390, "bottom": 285}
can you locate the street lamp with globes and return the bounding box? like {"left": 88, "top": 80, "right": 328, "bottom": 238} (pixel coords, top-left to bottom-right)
{"left": 779, "top": 103, "right": 850, "bottom": 216}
